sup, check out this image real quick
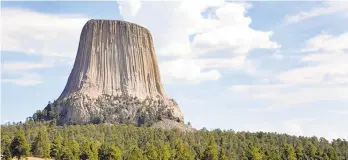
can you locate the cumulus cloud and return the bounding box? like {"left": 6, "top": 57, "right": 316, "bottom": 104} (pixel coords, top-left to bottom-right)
{"left": 229, "top": 32, "right": 348, "bottom": 109}
{"left": 282, "top": 118, "right": 316, "bottom": 136}
{"left": 160, "top": 59, "right": 220, "bottom": 84}
{"left": 117, "top": 1, "right": 279, "bottom": 83}
{"left": 196, "top": 56, "right": 247, "bottom": 70}
{"left": 118, "top": 0, "right": 141, "bottom": 16}
{"left": 1, "top": 7, "right": 89, "bottom": 58}
{"left": 279, "top": 33, "right": 348, "bottom": 86}
{"left": 284, "top": 1, "right": 348, "bottom": 24}
{"left": 1, "top": 7, "right": 90, "bottom": 86}
{"left": 305, "top": 32, "right": 348, "bottom": 52}
{"left": 192, "top": 3, "right": 279, "bottom": 55}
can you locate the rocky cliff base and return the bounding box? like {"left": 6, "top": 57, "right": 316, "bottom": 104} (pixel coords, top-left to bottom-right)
{"left": 37, "top": 94, "right": 183, "bottom": 126}
{"left": 151, "top": 119, "right": 196, "bottom": 132}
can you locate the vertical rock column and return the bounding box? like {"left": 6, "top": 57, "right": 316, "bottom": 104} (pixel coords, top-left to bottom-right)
{"left": 57, "top": 19, "right": 184, "bottom": 124}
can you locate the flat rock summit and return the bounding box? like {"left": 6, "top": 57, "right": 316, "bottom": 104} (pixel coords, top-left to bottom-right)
{"left": 42, "top": 19, "right": 187, "bottom": 127}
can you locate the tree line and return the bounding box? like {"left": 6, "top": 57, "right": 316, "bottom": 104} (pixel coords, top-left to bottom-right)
{"left": 1, "top": 120, "right": 347, "bottom": 160}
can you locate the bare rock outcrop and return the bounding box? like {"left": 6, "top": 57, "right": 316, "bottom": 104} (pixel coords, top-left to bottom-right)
{"left": 151, "top": 119, "right": 196, "bottom": 132}
{"left": 52, "top": 19, "right": 184, "bottom": 125}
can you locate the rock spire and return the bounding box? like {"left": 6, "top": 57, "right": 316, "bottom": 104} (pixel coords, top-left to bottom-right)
{"left": 55, "top": 19, "right": 184, "bottom": 125}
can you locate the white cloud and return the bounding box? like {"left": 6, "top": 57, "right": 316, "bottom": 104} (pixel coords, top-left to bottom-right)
{"left": 282, "top": 118, "right": 316, "bottom": 136}
{"left": 118, "top": 0, "right": 141, "bottom": 16}
{"left": 2, "top": 72, "right": 43, "bottom": 86}
{"left": 196, "top": 56, "right": 246, "bottom": 70}
{"left": 192, "top": 3, "right": 279, "bottom": 55}
{"left": 2, "top": 61, "right": 53, "bottom": 72}
{"left": 231, "top": 83, "right": 348, "bottom": 109}
{"left": 160, "top": 59, "right": 220, "bottom": 84}
{"left": 117, "top": 1, "right": 279, "bottom": 83}
{"left": 277, "top": 63, "right": 348, "bottom": 85}
{"left": 278, "top": 33, "right": 348, "bottom": 86}
{"left": 1, "top": 7, "right": 90, "bottom": 86}
{"left": 329, "top": 109, "right": 348, "bottom": 116}
{"left": 284, "top": 1, "right": 348, "bottom": 24}
{"left": 230, "top": 83, "right": 291, "bottom": 93}
{"left": 283, "top": 121, "right": 304, "bottom": 136}
{"left": 229, "top": 32, "right": 348, "bottom": 109}
{"left": 305, "top": 32, "right": 348, "bottom": 52}
{"left": 271, "top": 50, "right": 284, "bottom": 60}
{"left": 1, "top": 61, "right": 55, "bottom": 86}
{"left": 1, "top": 7, "right": 89, "bottom": 58}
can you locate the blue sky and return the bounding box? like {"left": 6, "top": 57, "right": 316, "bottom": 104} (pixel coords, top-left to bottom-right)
{"left": 1, "top": 1, "right": 348, "bottom": 140}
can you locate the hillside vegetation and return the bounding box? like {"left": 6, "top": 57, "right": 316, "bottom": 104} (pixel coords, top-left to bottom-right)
{"left": 1, "top": 121, "right": 347, "bottom": 160}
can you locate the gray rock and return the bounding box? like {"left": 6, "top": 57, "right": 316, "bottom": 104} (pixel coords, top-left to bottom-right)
{"left": 151, "top": 119, "right": 196, "bottom": 132}
{"left": 56, "top": 19, "right": 184, "bottom": 125}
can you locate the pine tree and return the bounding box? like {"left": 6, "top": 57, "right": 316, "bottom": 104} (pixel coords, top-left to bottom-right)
{"left": 125, "top": 145, "right": 144, "bottom": 160}
{"left": 305, "top": 142, "right": 317, "bottom": 158}
{"left": 80, "top": 140, "right": 91, "bottom": 160}
{"left": 80, "top": 140, "right": 98, "bottom": 160}
{"left": 144, "top": 142, "right": 159, "bottom": 160}
{"left": 250, "top": 145, "right": 263, "bottom": 160}
{"left": 98, "top": 143, "right": 122, "bottom": 160}
{"left": 61, "top": 137, "right": 79, "bottom": 160}
{"left": 295, "top": 145, "right": 304, "bottom": 159}
{"left": 174, "top": 140, "right": 194, "bottom": 160}
{"left": 10, "top": 129, "right": 30, "bottom": 159}
{"left": 70, "top": 139, "right": 80, "bottom": 160}
{"left": 60, "top": 146, "right": 75, "bottom": 160}
{"left": 203, "top": 137, "right": 219, "bottom": 160}
{"left": 160, "top": 143, "right": 171, "bottom": 160}
{"left": 1, "top": 134, "right": 12, "bottom": 160}
{"left": 1, "top": 121, "right": 348, "bottom": 160}
{"left": 50, "top": 135, "right": 62, "bottom": 159}
{"left": 325, "top": 147, "right": 338, "bottom": 160}
{"left": 219, "top": 147, "right": 229, "bottom": 160}
{"left": 284, "top": 144, "right": 297, "bottom": 160}
{"left": 31, "top": 129, "right": 50, "bottom": 158}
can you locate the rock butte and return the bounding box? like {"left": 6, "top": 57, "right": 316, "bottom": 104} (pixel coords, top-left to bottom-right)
{"left": 57, "top": 19, "right": 184, "bottom": 125}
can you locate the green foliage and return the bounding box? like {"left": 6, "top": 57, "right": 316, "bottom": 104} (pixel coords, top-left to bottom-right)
{"left": 325, "top": 147, "right": 338, "bottom": 160}
{"left": 60, "top": 147, "right": 75, "bottom": 160}
{"left": 70, "top": 139, "right": 81, "bottom": 160}
{"left": 31, "top": 101, "right": 62, "bottom": 123}
{"left": 284, "top": 144, "right": 297, "bottom": 160}
{"left": 203, "top": 136, "right": 219, "bottom": 160}
{"left": 144, "top": 143, "right": 159, "bottom": 160}
{"left": 160, "top": 143, "right": 171, "bottom": 160}
{"left": 295, "top": 144, "right": 304, "bottom": 159}
{"left": 80, "top": 140, "right": 98, "bottom": 160}
{"left": 1, "top": 134, "right": 12, "bottom": 160}
{"left": 98, "top": 143, "right": 122, "bottom": 160}
{"left": 32, "top": 98, "right": 180, "bottom": 126}
{"left": 50, "top": 134, "right": 62, "bottom": 158}
{"left": 61, "top": 137, "right": 79, "bottom": 160}
{"left": 173, "top": 139, "right": 194, "bottom": 160}
{"left": 1, "top": 121, "right": 348, "bottom": 160}
{"left": 125, "top": 145, "right": 143, "bottom": 160}
{"left": 219, "top": 147, "right": 228, "bottom": 160}
{"left": 305, "top": 141, "right": 317, "bottom": 158}
{"left": 31, "top": 129, "right": 50, "bottom": 158}
{"left": 249, "top": 145, "right": 263, "bottom": 160}
{"left": 10, "top": 129, "right": 30, "bottom": 159}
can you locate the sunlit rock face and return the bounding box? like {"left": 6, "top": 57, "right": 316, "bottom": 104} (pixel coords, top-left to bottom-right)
{"left": 57, "top": 19, "right": 184, "bottom": 125}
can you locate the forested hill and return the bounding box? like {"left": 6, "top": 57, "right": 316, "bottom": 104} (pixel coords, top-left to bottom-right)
{"left": 1, "top": 121, "right": 347, "bottom": 160}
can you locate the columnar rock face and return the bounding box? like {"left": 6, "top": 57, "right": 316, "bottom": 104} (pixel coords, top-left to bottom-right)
{"left": 56, "top": 19, "right": 184, "bottom": 125}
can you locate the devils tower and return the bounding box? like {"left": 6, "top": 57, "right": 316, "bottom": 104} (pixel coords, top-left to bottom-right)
{"left": 45, "top": 19, "right": 184, "bottom": 125}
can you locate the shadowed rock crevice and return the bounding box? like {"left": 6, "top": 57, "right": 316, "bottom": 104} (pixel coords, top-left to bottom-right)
{"left": 52, "top": 19, "right": 184, "bottom": 125}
